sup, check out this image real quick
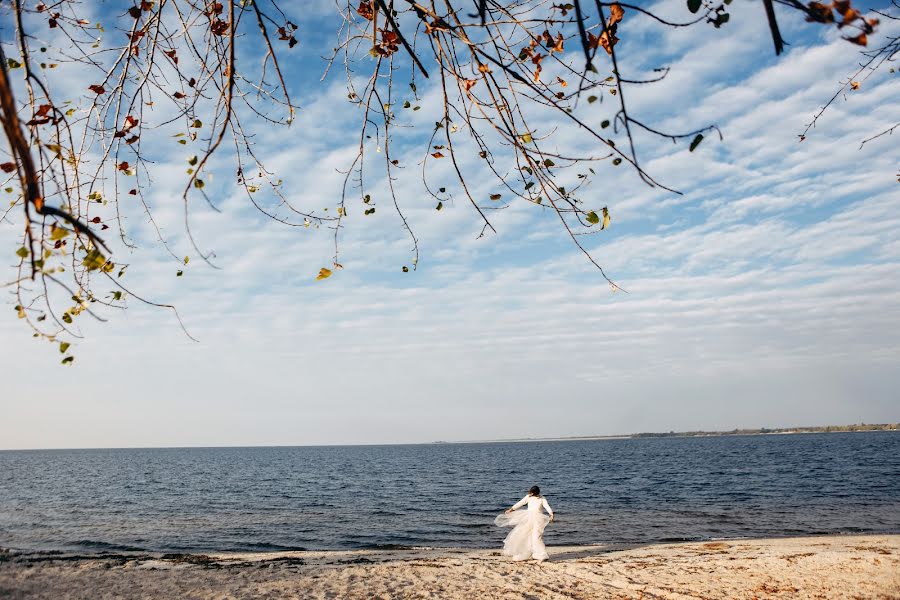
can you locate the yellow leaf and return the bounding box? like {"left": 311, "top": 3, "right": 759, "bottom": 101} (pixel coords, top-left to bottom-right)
{"left": 316, "top": 267, "right": 332, "bottom": 281}
{"left": 601, "top": 207, "right": 611, "bottom": 230}
{"left": 50, "top": 226, "right": 69, "bottom": 241}
{"left": 82, "top": 248, "right": 106, "bottom": 271}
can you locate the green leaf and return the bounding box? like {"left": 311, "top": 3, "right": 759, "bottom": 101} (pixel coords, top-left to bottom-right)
{"left": 601, "top": 120, "right": 610, "bottom": 129}
{"left": 687, "top": 0, "right": 702, "bottom": 13}
{"left": 187, "top": 155, "right": 198, "bottom": 166}
{"left": 82, "top": 248, "right": 106, "bottom": 271}
{"left": 191, "top": 119, "right": 202, "bottom": 128}
{"left": 689, "top": 134, "right": 704, "bottom": 152}
{"left": 403, "top": 100, "right": 411, "bottom": 108}
{"left": 402, "top": 266, "right": 409, "bottom": 272}
{"left": 612, "top": 158, "right": 622, "bottom": 166}
{"left": 543, "top": 158, "right": 555, "bottom": 167}
{"left": 62, "top": 312, "right": 73, "bottom": 324}
{"left": 194, "top": 179, "right": 204, "bottom": 189}
{"left": 176, "top": 270, "right": 184, "bottom": 277}
{"left": 50, "top": 226, "right": 69, "bottom": 241}
{"left": 436, "top": 201, "right": 443, "bottom": 211}
{"left": 59, "top": 342, "right": 70, "bottom": 354}
{"left": 7, "top": 58, "right": 22, "bottom": 69}
{"left": 520, "top": 132, "right": 533, "bottom": 144}
{"left": 15, "top": 247, "right": 28, "bottom": 258}
{"left": 61, "top": 356, "right": 75, "bottom": 365}
{"left": 112, "top": 291, "right": 123, "bottom": 301}
{"left": 587, "top": 95, "right": 598, "bottom": 104}
{"left": 586, "top": 211, "right": 600, "bottom": 225}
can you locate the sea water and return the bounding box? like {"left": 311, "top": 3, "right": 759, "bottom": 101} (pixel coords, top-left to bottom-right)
{"left": 0, "top": 432, "right": 897, "bottom": 552}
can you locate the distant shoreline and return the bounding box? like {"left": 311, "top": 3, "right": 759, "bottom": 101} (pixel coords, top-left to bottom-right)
{"left": 0, "top": 424, "right": 896, "bottom": 452}
{"left": 438, "top": 423, "right": 899, "bottom": 445}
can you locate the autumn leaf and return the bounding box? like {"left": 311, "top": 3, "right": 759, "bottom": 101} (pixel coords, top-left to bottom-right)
{"left": 431, "top": 152, "right": 445, "bottom": 159}
{"left": 490, "top": 193, "right": 502, "bottom": 201}
{"left": 117, "top": 161, "right": 130, "bottom": 171}
{"left": 0, "top": 162, "right": 16, "bottom": 173}
{"left": 850, "top": 81, "right": 860, "bottom": 90}
{"left": 316, "top": 267, "right": 333, "bottom": 280}
{"left": 82, "top": 248, "right": 106, "bottom": 271}
{"left": 88, "top": 84, "right": 106, "bottom": 94}
{"left": 608, "top": 3, "right": 624, "bottom": 26}
{"left": 689, "top": 134, "right": 704, "bottom": 152}
{"left": 601, "top": 207, "right": 611, "bottom": 230}
{"left": 50, "top": 226, "right": 69, "bottom": 241}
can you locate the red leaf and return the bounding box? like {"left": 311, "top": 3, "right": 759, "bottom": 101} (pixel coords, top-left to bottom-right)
{"left": 0, "top": 162, "right": 16, "bottom": 173}
{"left": 128, "top": 189, "right": 138, "bottom": 195}
{"left": 88, "top": 84, "right": 106, "bottom": 94}
{"left": 117, "top": 161, "right": 130, "bottom": 171}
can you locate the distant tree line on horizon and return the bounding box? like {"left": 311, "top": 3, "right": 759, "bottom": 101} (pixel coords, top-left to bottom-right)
{"left": 629, "top": 423, "right": 899, "bottom": 438}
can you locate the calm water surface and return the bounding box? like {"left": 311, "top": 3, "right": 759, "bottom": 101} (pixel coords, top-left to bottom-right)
{"left": 0, "top": 432, "right": 898, "bottom": 553}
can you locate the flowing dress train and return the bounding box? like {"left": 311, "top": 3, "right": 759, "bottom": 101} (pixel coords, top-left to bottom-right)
{"left": 494, "top": 495, "right": 554, "bottom": 561}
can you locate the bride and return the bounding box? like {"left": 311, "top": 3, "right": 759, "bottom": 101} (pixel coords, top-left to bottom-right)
{"left": 494, "top": 485, "right": 555, "bottom": 561}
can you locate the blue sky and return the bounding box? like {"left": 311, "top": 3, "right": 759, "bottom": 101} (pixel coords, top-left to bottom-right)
{"left": 1, "top": 0, "right": 898, "bottom": 449}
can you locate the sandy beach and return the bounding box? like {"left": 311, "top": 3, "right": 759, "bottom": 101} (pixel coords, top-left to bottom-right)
{"left": 1, "top": 534, "right": 897, "bottom": 599}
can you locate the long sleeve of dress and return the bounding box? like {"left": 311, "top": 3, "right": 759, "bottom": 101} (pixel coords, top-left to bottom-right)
{"left": 541, "top": 497, "right": 554, "bottom": 516}
{"left": 511, "top": 496, "right": 529, "bottom": 510}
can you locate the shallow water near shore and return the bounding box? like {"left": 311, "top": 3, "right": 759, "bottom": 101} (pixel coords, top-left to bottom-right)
{"left": 1, "top": 431, "right": 898, "bottom": 553}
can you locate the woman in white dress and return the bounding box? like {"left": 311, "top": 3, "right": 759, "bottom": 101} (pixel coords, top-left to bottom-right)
{"left": 494, "top": 485, "right": 555, "bottom": 561}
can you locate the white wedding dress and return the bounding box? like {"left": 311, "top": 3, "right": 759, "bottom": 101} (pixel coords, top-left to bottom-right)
{"left": 494, "top": 495, "right": 554, "bottom": 561}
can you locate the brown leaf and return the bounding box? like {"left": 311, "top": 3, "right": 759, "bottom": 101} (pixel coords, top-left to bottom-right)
{"left": 117, "top": 161, "right": 130, "bottom": 171}
{"left": 88, "top": 84, "right": 106, "bottom": 94}
{"left": 1, "top": 162, "right": 16, "bottom": 173}
{"left": 608, "top": 3, "right": 624, "bottom": 26}
{"left": 356, "top": 1, "right": 375, "bottom": 20}
{"left": 431, "top": 152, "right": 445, "bottom": 159}
{"left": 845, "top": 33, "right": 867, "bottom": 45}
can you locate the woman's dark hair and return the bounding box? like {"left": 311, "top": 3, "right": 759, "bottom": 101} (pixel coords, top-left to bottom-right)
{"left": 528, "top": 485, "right": 541, "bottom": 497}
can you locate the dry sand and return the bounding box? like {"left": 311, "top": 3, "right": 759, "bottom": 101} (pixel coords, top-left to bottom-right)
{"left": 1, "top": 535, "right": 898, "bottom": 599}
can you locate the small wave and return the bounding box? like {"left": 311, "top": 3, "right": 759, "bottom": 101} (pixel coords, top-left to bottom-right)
{"left": 68, "top": 540, "right": 146, "bottom": 552}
